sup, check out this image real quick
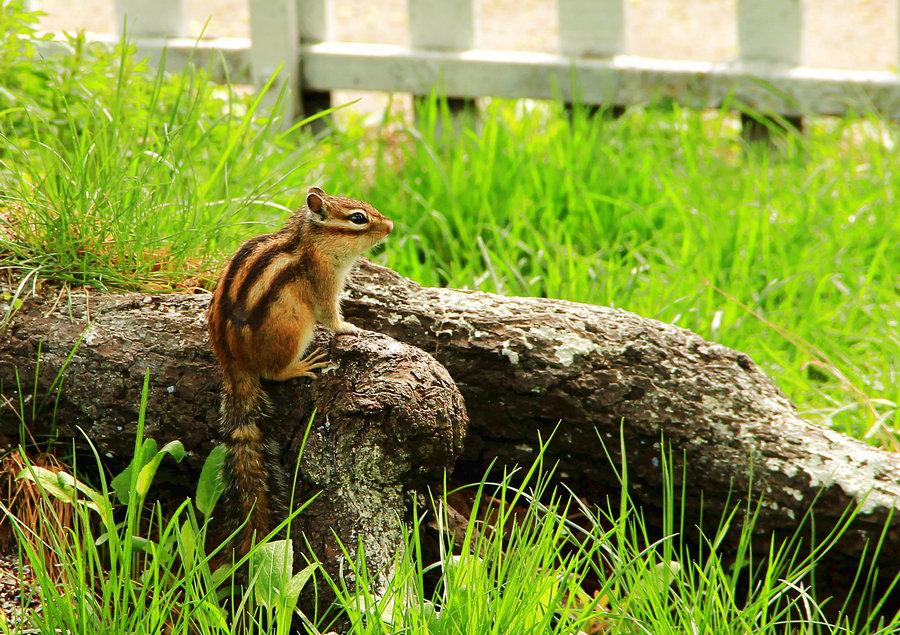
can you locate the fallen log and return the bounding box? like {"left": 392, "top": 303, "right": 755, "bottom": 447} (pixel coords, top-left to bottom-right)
{"left": 0, "top": 286, "right": 468, "bottom": 615}
{"left": 343, "top": 261, "right": 900, "bottom": 612}
{"left": 2, "top": 260, "right": 899, "bottom": 614}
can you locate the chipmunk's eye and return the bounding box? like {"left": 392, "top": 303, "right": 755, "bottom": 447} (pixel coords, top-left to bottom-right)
{"left": 349, "top": 212, "right": 368, "bottom": 224}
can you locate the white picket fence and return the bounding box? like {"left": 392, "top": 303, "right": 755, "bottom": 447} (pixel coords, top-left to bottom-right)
{"left": 36, "top": 0, "right": 900, "bottom": 119}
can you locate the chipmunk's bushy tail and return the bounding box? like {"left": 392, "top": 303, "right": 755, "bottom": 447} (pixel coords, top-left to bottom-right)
{"left": 217, "top": 372, "right": 289, "bottom": 558}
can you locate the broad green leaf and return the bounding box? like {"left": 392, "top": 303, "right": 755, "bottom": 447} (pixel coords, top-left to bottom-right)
{"left": 251, "top": 539, "right": 294, "bottom": 611}
{"left": 75, "top": 498, "right": 103, "bottom": 517}
{"left": 422, "top": 600, "right": 441, "bottom": 630}
{"left": 196, "top": 444, "right": 227, "bottom": 518}
{"left": 111, "top": 438, "right": 158, "bottom": 504}
{"left": 180, "top": 519, "right": 197, "bottom": 570}
{"left": 77, "top": 483, "right": 114, "bottom": 529}
{"left": 135, "top": 440, "right": 184, "bottom": 498}
{"left": 130, "top": 535, "right": 152, "bottom": 552}
{"left": 65, "top": 472, "right": 103, "bottom": 501}
{"left": 285, "top": 562, "right": 317, "bottom": 608}
{"left": 17, "top": 466, "right": 75, "bottom": 502}
{"left": 159, "top": 440, "right": 185, "bottom": 462}
{"left": 197, "top": 599, "right": 230, "bottom": 631}
{"left": 211, "top": 564, "right": 232, "bottom": 588}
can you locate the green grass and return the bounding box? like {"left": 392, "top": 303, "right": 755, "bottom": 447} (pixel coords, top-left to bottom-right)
{"left": 322, "top": 101, "right": 900, "bottom": 447}
{"left": 2, "top": 5, "right": 900, "bottom": 633}
{"left": 331, "top": 437, "right": 899, "bottom": 634}
{"left": 6, "top": 415, "right": 899, "bottom": 634}
{"left": 2, "top": 373, "right": 321, "bottom": 635}
{"left": 0, "top": 1, "right": 324, "bottom": 291}
{"left": 2, "top": 5, "right": 898, "bottom": 446}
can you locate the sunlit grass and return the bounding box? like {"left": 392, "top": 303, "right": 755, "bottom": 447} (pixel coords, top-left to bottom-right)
{"left": 3, "top": 34, "right": 897, "bottom": 445}
{"left": 3, "top": 14, "right": 898, "bottom": 450}
{"left": 0, "top": 11, "right": 322, "bottom": 291}
{"left": 314, "top": 100, "right": 900, "bottom": 448}
{"left": 2, "top": 7, "right": 900, "bottom": 633}
{"left": 4, "top": 3, "right": 898, "bottom": 450}
{"left": 331, "top": 438, "right": 900, "bottom": 634}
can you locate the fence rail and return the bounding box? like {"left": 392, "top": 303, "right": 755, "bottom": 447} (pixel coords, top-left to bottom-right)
{"left": 33, "top": 0, "right": 900, "bottom": 120}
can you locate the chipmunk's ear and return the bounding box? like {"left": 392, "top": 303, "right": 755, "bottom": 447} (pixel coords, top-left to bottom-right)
{"left": 307, "top": 187, "right": 326, "bottom": 217}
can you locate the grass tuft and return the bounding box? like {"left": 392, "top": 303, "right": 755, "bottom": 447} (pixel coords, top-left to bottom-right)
{"left": 314, "top": 99, "right": 900, "bottom": 446}
{"left": 0, "top": 7, "right": 325, "bottom": 291}
{"left": 331, "top": 436, "right": 900, "bottom": 634}
{"left": 3, "top": 11, "right": 897, "bottom": 447}
{"left": 2, "top": 7, "right": 900, "bottom": 632}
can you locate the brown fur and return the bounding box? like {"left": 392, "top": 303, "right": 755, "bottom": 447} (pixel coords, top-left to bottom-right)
{"left": 207, "top": 187, "right": 393, "bottom": 557}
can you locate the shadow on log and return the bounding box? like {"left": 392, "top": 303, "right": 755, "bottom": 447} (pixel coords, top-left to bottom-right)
{"left": 2, "top": 260, "right": 900, "bottom": 618}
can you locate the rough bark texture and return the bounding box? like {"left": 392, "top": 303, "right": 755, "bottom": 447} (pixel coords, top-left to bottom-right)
{"left": 341, "top": 261, "right": 900, "bottom": 610}
{"left": 0, "top": 285, "right": 468, "bottom": 614}
{"left": 3, "top": 260, "right": 900, "bottom": 613}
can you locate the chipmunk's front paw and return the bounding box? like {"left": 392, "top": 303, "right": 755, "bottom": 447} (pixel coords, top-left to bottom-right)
{"left": 334, "top": 321, "right": 363, "bottom": 336}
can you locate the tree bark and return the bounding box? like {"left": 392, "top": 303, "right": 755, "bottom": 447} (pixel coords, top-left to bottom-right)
{"left": 3, "top": 260, "right": 900, "bottom": 614}
{"left": 0, "top": 284, "right": 468, "bottom": 616}
{"left": 341, "top": 261, "right": 900, "bottom": 611}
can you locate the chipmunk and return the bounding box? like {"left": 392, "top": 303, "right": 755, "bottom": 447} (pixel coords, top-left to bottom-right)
{"left": 207, "top": 186, "right": 393, "bottom": 557}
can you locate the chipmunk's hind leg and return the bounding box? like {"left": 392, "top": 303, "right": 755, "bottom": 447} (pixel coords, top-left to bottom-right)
{"left": 253, "top": 295, "right": 327, "bottom": 381}
{"left": 270, "top": 347, "right": 329, "bottom": 380}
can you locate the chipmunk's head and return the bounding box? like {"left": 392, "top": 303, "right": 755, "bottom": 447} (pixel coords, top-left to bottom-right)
{"left": 303, "top": 186, "right": 393, "bottom": 258}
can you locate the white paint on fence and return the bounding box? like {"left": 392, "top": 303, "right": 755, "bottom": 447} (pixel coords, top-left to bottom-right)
{"left": 249, "top": 0, "right": 299, "bottom": 115}
{"left": 32, "top": 0, "right": 900, "bottom": 119}
{"left": 298, "top": 0, "right": 334, "bottom": 43}
{"left": 558, "top": 0, "right": 627, "bottom": 58}
{"left": 738, "top": 0, "right": 803, "bottom": 66}
{"left": 409, "top": 0, "right": 478, "bottom": 50}
{"left": 113, "top": 0, "right": 187, "bottom": 38}
{"left": 298, "top": 41, "right": 900, "bottom": 116}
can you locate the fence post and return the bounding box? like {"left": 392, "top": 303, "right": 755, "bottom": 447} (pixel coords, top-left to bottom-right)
{"left": 737, "top": 0, "right": 803, "bottom": 140}
{"left": 249, "top": 0, "right": 300, "bottom": 123}
{"left": 114, "top": 0, "right": 188, "bottom": 37}
{"left": 558, "top": 0, "right": 627, "bottom": 58}
{"left": 409, "top": 0, "right": 479, "bottom": 126}
{"left": 297, "top": 0, "right": 334, "bottom": 131}
{"left": 558, "top": 0, "right": 627, "bottom": 116}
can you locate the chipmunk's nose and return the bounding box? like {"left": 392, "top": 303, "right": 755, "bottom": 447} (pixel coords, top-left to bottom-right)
{"left": 385, "top": 219, "right": 394, "bottom": 234}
